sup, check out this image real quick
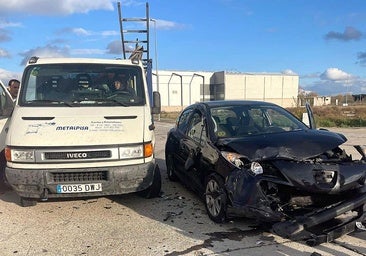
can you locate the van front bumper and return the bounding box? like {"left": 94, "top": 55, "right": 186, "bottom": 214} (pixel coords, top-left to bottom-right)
{"left": 5, "top": 161, "right": 157, "bottom": 199}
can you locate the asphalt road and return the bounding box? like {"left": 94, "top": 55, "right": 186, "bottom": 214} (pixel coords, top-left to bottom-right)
{"left": 0, "top": 122, "right": 365, "bottom": 256}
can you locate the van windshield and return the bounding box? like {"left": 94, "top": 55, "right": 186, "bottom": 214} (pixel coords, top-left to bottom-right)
{"left": 19, "top": 63, "right": 146, "bottom": 107}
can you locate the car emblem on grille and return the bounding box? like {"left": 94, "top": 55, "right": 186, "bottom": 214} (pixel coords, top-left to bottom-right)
{"left": 66, "top": 152, "right": 88, "bottom": 159}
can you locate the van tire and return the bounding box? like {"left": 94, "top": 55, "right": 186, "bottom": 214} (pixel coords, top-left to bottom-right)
{"left": 20, "top": 197, "right": 37, "bottom": 207}
{"left": 0, "top": 150, "right": 8, "bottom": 186}
{"left": 138, "top": 165, "right": 161, "bottom": 199}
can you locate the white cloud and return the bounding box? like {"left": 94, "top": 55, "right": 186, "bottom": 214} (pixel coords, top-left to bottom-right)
{"left": 106, "top": 40, "right": 123, "bottom": 55}
{"left": 320, "top": 68, "right": 352, "bottom": 81}
{"left": 71, "top": 48, "right": 106, "bottom": 55}
{"left": 0, "top": 48, "right": 10, "bottom": 58}
{"left": 0, "top": 29, "right": 11, "bottom": 42}
{"left": 0, "top": 0, "right": 114, "bottom": 15}
{"left": 71, "top": 28, "right": 91, "bottom": 36}
{"left": 150, "top": 19, "right": 183, "bottom": 30}
{"left": 19, "top": 45, "right": 70, "bottom": 65}
{"left": 60, "top": 27, "right": 118, "bottom": 37}
{"left": 324, "top": 26, "right": 362, "bottom": 41}
{"left": 19, "top": 43, "right": 107, "bottom": 64}
{"left": 101, "top": 30, "right": 119, "bottom": 36}
{"left": 300, "top": 72, "right": 321, "bottom": 79}
{"left": 282, "top": 69, "right": 297, "bottom": 75}
{"left": 0, "top": 68, "right": 21, "bottom": 85}
{"left": 0, "top": 21, "right": 22, "bottom": 29}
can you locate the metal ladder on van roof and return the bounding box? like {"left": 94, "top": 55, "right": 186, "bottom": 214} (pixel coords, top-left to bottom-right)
{"left": 117, "top": 2, "right": 151, "bottom": 70}
{"left": 117, "top": 1, "right": 154, "bottom": 107}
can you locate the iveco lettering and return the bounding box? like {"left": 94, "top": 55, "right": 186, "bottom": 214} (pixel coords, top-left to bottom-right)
{"left": 66, "top": 153, "right": 88, "bottom": 159}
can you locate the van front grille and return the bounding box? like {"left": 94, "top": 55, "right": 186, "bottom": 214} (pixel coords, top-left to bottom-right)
{"left": 44, "top": 150, "right": 112, "bottom": 160}
{"left": 50, "top": 171, "right": 108, "bottom": 182}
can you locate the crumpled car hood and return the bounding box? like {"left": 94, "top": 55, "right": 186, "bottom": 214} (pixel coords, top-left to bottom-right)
{"left": 218, "top": 129, "right": 347, "bottom": 161}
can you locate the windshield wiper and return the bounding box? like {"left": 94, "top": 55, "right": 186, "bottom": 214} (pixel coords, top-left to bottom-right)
{"left": 26, "top": 100, "right": 74, "bottom": 107}
{"left": 93, "top": 98, "right": 130, "bottom": 107}
{"left": 105, "top": 99, "right": 128, "bottom": 106}
{"left": 73, "top": 98, "right": 129, "bottom": 106}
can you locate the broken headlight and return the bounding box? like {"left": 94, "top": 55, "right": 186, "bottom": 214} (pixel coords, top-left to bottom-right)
{"left": 250, "top": 162, "right": 264, "bottom": 176}
{"left": 313, "top": 169, "right": 336, "bottom": 185}
{"left": 221, "top": 151, "right": 244, "bottom": 168}
{"left": 221, "top": 152, "right": 263, "bottom": 176}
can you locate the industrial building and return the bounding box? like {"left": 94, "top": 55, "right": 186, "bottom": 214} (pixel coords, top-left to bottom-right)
{"left": 152, "top": 70, "right": 299, "bottom": 112}
{"left": 116, "top": 4, "right": 299, "bottom": 112}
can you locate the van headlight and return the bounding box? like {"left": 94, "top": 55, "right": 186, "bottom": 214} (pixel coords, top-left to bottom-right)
{"left": 5, "top": 148, "right": 35, "bottom": 162}
{"left": 118, "top": 142, "right": 153, "bottom": 159}
{"left": 119, "top": 145, "right": 144, "bottom": 159}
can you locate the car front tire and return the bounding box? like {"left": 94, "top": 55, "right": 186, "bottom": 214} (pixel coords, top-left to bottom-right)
{"left": 166, "top": 154, "right": 179, "bottom": 182}
{"left": 204, "top": 173, "right": 227, "bottom": 223}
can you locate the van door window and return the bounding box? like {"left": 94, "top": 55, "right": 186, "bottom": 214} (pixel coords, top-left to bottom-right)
{"left": 0, "top": 82, "right": 14, "bottom": 117}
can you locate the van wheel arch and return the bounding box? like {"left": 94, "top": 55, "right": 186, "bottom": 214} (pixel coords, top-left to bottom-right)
{"left": 138, "top": 165, "right": 161, "bottom": 198}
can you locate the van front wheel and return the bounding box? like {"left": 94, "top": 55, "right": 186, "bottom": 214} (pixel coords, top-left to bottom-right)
{"left": 138, "top": 165, "right": 161, "bottom": 199}
{"left": 20, "top": 197, "right": 37, "bottom": 207}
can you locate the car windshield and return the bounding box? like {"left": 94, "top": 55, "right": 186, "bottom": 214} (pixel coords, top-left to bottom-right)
{"left": 210, "top": 104, "right": 308, "bottom": 138}
{"left": 19, "top": 63, "right": 146, "bottom": 107}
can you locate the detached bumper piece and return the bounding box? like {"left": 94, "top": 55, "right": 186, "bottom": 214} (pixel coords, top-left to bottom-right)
{"left": 272, "top": 192, "right": 366, "bottom": 246}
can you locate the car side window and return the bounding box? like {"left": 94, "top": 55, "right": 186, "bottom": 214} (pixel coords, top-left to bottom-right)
{"left": 265, "top": 108, "right": 295, "bottom": 130}
{"left": 187, "top": 111, "right": 207, "bottom": 144}
{"left": 248, "top": 108, "right": 265, "bottom": 129}
{"left": 177, "top": 108, "right": 192, "bottom": 133}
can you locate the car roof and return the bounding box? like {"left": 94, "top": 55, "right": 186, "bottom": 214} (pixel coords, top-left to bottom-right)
{"left": 198, "top": 100, "right": 278, "bottom": 109}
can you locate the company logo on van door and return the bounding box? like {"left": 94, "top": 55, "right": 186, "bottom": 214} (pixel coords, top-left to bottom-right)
{"left": 66, "top": 152, "right": 88, "bottom": 159}
{"left": 56, "top": 126, "right": 89, "bottom": 131}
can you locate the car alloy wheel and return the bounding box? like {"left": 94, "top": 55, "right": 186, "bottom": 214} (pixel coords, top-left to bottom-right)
{"left": 205, "top": 174, "right": 227, "bottom": 223}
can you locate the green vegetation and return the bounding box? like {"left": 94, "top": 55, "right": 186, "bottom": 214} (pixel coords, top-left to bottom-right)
{"left": 156, "top": 105, "right": 366, "bottom": 128}
{"left": 287, "top": 105, "right": 366, "bottom": 127}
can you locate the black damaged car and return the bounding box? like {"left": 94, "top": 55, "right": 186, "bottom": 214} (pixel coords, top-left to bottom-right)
{"left": 165, "top": 100, "right": 366, "bottom": 245}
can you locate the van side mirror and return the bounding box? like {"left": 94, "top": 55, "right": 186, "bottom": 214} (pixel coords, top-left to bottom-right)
{"left": 151, "top": 91, "right": 161, "bottom": 114}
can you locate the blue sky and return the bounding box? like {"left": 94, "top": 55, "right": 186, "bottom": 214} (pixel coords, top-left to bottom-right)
{"left": 0, "top": 0, "right": 365, "bottom": 96}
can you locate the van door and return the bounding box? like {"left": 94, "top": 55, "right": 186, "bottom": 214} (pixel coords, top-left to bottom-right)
{"left": 305, "top": 102, "right": 316, "bottom": 129}
{"left": 0, "top": 80, "right": 14, "bottom": 146}
{"left": 0, "top": 80, "right": 14, "bottom": 185}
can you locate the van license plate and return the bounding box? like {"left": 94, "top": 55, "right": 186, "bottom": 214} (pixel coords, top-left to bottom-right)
{"left": 56, "top": 183, "right": 102, "bottom": 193}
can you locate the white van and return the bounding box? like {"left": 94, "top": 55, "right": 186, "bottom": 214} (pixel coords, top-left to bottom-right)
{"left": 2, "top": 56, "right": 161, "bottom": 206}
